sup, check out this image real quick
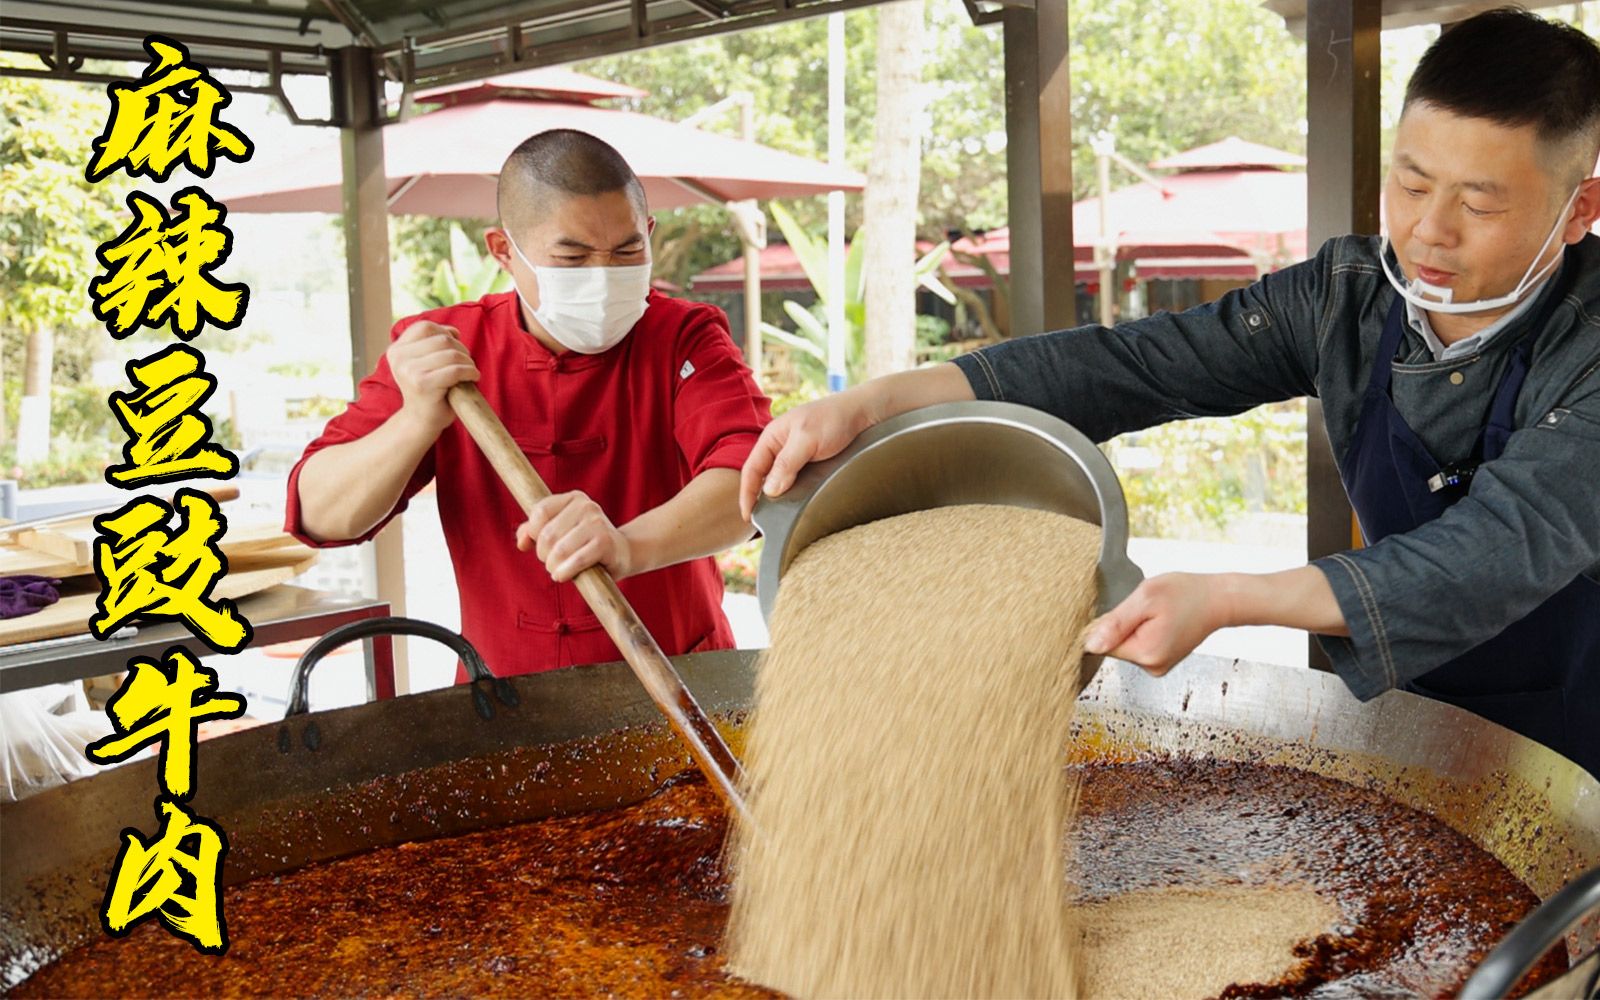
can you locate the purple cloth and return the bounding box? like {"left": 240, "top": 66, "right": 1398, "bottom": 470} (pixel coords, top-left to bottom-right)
{"left": 0, "top": 575, "right": 61, "bottom": 620}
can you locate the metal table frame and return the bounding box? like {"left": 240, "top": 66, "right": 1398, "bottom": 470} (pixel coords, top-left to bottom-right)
{"left": 0, "top": 586, "right": 395, "bottom": 701}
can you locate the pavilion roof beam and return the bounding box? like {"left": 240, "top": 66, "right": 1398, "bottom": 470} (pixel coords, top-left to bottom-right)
{"left": 0, "top": 1, "right": 353, "bottom": 64}
{"left": 2, "top": 1, "right": 899, "bottom": 106}
{"left": 965, "top": 0, "right": 1034, "bottom": 23}
{"left": 1263, "top": 0, "right": 1578, "bottom": 37}
{"left": 319, "top": 0, "right": 410, "bottom": 89}
{"left": 683, "top": 0, "right": 731, "bottom": 18}
{"left": 391, "top": 0, "right": 889, "bottom": 93}
{"left": 0, "top": 13, "right": 343, "bottom": 124}
{"left": 319, "top": 0, "right": 385, "bottom": 51}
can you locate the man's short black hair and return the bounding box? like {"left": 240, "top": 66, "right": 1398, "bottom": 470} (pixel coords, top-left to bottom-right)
{"left": 497, "top": 129, "right": 649, "bottom": 237}
{"left": 1403, "top": 7, "right": 1600, "bottom": 188}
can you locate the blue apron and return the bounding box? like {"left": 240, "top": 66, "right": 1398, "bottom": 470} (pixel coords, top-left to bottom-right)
{"left": 1337, "top": 279, "right": 1599, "bottom": 778}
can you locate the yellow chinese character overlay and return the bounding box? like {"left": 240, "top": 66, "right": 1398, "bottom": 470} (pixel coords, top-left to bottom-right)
{"left": 107, "top": 345, "right": 239, "bottom": 487}
{"left": 86, "top": 647, "right": 245, "bottom": 798}
{"left": 86, "top": 35, "right": 253, "bottom": 183}
{"left": 91, "top": 490, "right": 251, "bottom": 652}
{"left": 91, "top": 188, "right": 247, "bottom": 340}
{"left": 100, "top": 798, "right": 230, "bottom": 953}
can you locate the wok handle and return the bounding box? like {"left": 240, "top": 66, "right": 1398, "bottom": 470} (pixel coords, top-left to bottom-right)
{"left": 1458, "top": 864, "right": 1600, "bottom": 1000}
{"left": 286, "top": 615, "right": 508, "bottom": 717}
{"left": 445, "top": 384, "right": 753, "bottom": 826}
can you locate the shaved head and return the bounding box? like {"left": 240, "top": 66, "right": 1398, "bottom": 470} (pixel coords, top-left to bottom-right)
{"left": 497, "top": 129, "right": 648, "bottom": 239}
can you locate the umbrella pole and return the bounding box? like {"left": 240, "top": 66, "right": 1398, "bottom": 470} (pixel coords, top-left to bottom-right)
{"left": 826, "top": 11, "right": 848, "bottom": 393}
{"left": 743, "top": 214, "right": 763, "bottom": 379}
{"left": 740, "top": 99, "right": 764, "bottom": 383}
{"left": 1098, "top": 141, "right": 1115, "bottom": 328}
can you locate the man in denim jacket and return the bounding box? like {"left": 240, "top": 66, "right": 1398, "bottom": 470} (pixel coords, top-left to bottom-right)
{"left": 739, "top": 8, "right": 1600, "bottom": 777}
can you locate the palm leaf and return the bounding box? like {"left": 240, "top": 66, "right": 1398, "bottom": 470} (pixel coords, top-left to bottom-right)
{"left": 783, "top": 299, "right": 830, "bottom": 343}
{"left": 760, "top": 321, "right": 826, "bottom": 361}
{"left": 769, "top": 202, "right": 829, "bottom": 304}
{"left": 448, "top": 224, "right": 478, "bottom": 275}
{"left": 844, "top": 226, "right": 866, "bottom": 306}
{"left": 913, "top": 240, "right": 950, "bottom": 278}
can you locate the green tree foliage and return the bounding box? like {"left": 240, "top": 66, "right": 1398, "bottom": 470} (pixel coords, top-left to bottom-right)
{"left": 574, "top": 14, "right": 877, "bottom": 290}
{"left": 1068, "top": 0, "right": 1306, "bottom": 198}
{"left": 395, "top": 223, "right": 513, "bottom": 314}
{"left": 575, "top": 0, "right": 1309, "bottom": 256}
{"left": 392, "top": 216, "right": 496, "bottom": 306}
{"left": 578, "top": 4, "right": 1012, "bottom": 240}
{"left": 0, "top": 59, "right": 264, "bottom": 481}
{"left": 392, "top": 1, "right": 1312, "bottom": 294}
{"left": 0, "top": 62, "right": 131, "bottom": 408}
{"left": 579, "top": 14, "right": 879, "bottom": 182}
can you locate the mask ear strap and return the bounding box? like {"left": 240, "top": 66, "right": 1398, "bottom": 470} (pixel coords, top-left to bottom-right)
{"left": 1513, "top": 245, "right": 1566, "bottom": 299}
{"left": 1510, "top": 185, "right": 1582, "bottom": 293}
{"left": 506, "top": 233, "right": 538, "bottom": 272}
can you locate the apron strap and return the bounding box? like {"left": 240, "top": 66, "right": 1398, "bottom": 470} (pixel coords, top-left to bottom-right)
{"left": 1475, "top": 256, "right": 1574, "bottom": 462}
{"left": 1368, "top": 294, "right": 1409, "bottom": 398}
{"left": 1479, "top": 334, "right": 1537, "bottom": 462}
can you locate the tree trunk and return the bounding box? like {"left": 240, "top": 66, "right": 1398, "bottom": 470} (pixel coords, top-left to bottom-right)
{"left": 16, "top": 327, "right": 54, "bottom": 463}
{"left": 862, "top": 0, "right": 927, "bottom": 380}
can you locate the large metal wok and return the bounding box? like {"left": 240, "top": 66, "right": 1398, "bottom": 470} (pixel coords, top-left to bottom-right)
{"left": 2, "top": 621, "right": 1596, "bottom": 996}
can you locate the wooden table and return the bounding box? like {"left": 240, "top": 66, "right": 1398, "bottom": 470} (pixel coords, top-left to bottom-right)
{"left": 0, "top": 586, "right": 395, "bottom": 701}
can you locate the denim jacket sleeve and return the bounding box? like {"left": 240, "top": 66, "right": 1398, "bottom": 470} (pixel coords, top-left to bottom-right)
{"left": 950, "top": 240, "right": 1331, "bottom": 441}
{"left": 1313, "top": 348, "right": 1600, "bottom": 697}
{"left": 952, "top": 234, "right": 1600, "bottom": 702}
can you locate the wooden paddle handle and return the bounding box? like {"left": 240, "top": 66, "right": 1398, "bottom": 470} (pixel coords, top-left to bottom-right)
{"left": 445, "top": 384, "right": 751, "bottom": 820}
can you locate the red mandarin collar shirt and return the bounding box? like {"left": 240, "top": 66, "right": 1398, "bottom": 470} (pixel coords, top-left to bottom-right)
{"left": 285, "top": 290, "right": 772, "bottom": 677}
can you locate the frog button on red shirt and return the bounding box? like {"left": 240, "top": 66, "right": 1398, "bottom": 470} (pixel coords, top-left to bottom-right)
{"left": 285, "top": 289, "right": 772, "bottom": 678}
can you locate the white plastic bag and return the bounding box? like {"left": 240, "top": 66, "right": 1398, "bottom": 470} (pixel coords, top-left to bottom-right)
{"left": 1, "top": 684, "right": 113, "bottom": 802}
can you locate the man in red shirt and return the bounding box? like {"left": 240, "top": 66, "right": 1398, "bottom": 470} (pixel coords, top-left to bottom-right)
{"left": 287, "top": 129, "right": 771, "bottom": 677}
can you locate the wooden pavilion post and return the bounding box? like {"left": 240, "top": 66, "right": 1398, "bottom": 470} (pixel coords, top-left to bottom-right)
{"left": 1002, "top": 0, "right": 1075, "bottom": 336}
{"left": 335, "top": 44, "right": 411, "bottom": 692}
{"left": 1304, "top": 0, "right": 1381, "bottom": 669}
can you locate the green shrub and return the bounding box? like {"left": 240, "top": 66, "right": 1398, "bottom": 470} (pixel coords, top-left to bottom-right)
{"left": 1103, "top": 401, "right": 1307, "bottom": 540}
{"left": 718, "top": 537, "right": 762, "bottom": 594}
{"left": 0, "top": 440, "right": 113, "bottom": 488}
{"left": 769, "top": 383, "right": 826, "bottom": 417}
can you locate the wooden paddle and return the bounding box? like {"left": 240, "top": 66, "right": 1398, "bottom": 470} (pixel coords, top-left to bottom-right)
{"left": 446, "top": 384, "right": 752, "bottom": 824}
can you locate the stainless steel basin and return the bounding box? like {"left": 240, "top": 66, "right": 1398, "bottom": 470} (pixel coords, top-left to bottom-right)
{"left": 750, "top": 400, "right": 1144, "bottom": 670}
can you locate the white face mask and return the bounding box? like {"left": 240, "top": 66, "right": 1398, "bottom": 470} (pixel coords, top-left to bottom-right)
{"left": 506, "top": 234, "right": 651, "bottom": 354}
{"left": 1380, "top": 185, "right": 1579, "bottom": 315}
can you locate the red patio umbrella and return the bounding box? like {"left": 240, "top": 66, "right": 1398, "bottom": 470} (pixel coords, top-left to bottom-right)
{"left": 952, "top": 136, "right": 1308, "bottom": 281}
{"left": 209, "top": 68, "right": 866, "bottom": 216}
